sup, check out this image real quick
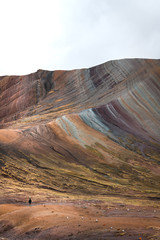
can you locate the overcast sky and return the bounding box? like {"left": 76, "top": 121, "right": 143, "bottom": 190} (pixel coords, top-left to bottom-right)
{"left": 0, "top": 0, "right": 160, "bottom": 75}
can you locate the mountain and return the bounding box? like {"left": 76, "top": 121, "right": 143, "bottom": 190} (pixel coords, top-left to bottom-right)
{"left": 0, "top": 58, "right": 160, "bottom": 202}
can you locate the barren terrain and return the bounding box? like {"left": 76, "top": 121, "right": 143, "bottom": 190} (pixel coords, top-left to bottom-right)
{"left": 0, "top": 198, "right": 160, "bottom": 240}
{"left": 0, "top": 59, "right": 160, "bottom": 239}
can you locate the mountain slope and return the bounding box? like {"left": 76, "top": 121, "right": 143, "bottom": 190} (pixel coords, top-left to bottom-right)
{"left": 0, "top": 59, "right": 160, "bottom": 201}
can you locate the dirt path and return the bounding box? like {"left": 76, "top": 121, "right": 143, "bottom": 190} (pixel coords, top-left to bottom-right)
{"left": 0, "top": 202, "right": 160, "bottom": 240}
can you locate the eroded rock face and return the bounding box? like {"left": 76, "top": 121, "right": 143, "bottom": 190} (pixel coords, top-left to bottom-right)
{"left": 0, "top": 59, "right": 160, "bottom": 200}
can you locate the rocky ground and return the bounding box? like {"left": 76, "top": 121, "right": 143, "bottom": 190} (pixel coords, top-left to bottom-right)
{"left": 0, "top": 197, "right": 160, "bottom": 240}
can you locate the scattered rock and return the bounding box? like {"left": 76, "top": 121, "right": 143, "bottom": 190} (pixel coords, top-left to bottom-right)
{"left": 34, "top": 227, "right": 41, "bottom": 232}
{"left": 116, "top": 229, "right": 126, "bottom": 236}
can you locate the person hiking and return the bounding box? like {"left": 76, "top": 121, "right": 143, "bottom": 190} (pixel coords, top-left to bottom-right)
{"left": 28, "top": 198, "right": 32, "bottom": 205}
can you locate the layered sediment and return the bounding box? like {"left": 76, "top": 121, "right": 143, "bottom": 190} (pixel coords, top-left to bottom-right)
{"left": 0, "top": 59, "right": 160, "bottom": 200}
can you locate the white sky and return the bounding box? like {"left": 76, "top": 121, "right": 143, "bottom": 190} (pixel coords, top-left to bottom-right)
{"left": 0, "top": 0, "right": 160, "bottom": 75}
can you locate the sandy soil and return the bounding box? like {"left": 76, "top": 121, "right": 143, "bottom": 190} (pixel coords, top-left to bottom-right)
{"left": 0, "top": 200, "right": 160, "bottom": 240}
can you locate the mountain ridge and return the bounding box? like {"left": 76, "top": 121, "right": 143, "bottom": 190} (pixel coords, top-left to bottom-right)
{"left": 0, "top": 58, "right": 160, "bottom": 202}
